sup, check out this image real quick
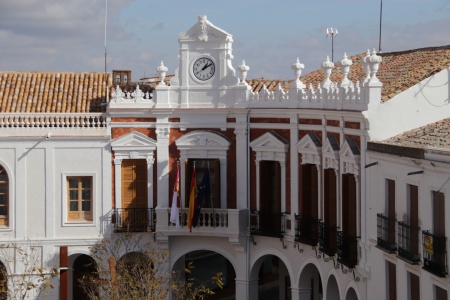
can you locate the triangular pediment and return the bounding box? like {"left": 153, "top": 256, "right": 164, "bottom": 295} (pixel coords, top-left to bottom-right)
{"left": 340, "top": 138, "right": 360, "bottom": 160}
{"left": 250, "top": 131, "right": 288, "bottom": 152}
{"left": 297, "top": 133, "right": 322, "bottom": 153}
{"left": 322, "top": 135, "right": 340, "bottom": 156}
{"left": 176, "top": 130, "right": 230, "bottom": 150}
{"left": 178, "top": 15, "right": 232, "bottom": 42}
{"left": 111, "top": 131, "right": 157, "bottom": 150}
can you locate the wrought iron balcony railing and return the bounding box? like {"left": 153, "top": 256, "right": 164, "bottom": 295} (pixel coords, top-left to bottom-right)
{"left": 112, "top": 208, "right": 156, "bottom": 233}
{"left": 250, "top": 210, "right": 286, "bottom": 237}
{"left": 337, "top": 231, "right": 359, "bottom": 269}
{"left": 319, "top": 222, "right": 338, "bottom": 257}
{"left": 294, "top": 214, "right": 320, "bottom": 246}
{"left": 377, "top": 213, "right": 397, "bottom": 253}
{"left": 422, "top": 230, "right": 448, "bottom": 277}
{"left": 397, "top": 221, "right": 420, "bottom": 264}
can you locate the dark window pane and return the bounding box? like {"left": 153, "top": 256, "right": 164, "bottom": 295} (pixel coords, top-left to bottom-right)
{"left": 69, "top": 179, "right": 78, "bottom": 188}
{"left": 69, "top": 190, "right": 78, "bottom": 200}
{"left": 0, "top": 184, "right": 6, "bottom": 194}
{"left": 70, "top": 202, "right": 78, "bottom": 211}
{"left": 82, "top": 178, "right": 91, "bottom": 188}
{"left": 0, "top": 207, "right": 7, "bottom": 216}
{"left": 82, "top": 190, "right": 91, "bottom": 200}
{"left": 0, "top": 195, "right": 5, "bottom": 205}
{"left": 82, "top": 201, "right": 91, "bottom": 212}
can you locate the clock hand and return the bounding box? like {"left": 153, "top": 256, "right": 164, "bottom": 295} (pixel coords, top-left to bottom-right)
{"left": 202, "top": 62, "right": 212, "bottom": 71}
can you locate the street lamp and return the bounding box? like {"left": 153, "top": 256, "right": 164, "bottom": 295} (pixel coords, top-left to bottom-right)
{"left": 326, "top": 28, "right": 338, "bottom": 62}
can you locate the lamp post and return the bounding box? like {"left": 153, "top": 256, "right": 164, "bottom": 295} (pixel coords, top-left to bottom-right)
{"left": 326, "top": 28, "right": 338, "bottom": 62}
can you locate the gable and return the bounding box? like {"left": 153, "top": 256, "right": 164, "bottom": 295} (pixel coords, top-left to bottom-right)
{"left": 175, "top": 130, "right": 231, "bottom": 150}
{"left": 111, "top": 131, "right": 157, "bottom": 150}
{"left": 250, "top": 131, "right": 289, "bottom": 153}
{"left": 178, "top": 15, "right": 232, "bottom": 42}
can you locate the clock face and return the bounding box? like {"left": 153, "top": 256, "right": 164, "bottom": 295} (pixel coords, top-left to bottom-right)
{"left": 193, "top": 57, "right": 215, "bottom": 81}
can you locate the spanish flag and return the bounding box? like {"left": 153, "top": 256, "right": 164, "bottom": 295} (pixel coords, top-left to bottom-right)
{"left": 187, "top": 166, "right": 197, "bottom": 232}
{"left": 169, "top": 163, "right": 180, "bottom": 228}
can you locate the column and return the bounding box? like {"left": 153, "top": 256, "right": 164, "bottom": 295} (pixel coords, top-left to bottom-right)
{"left": 146, "top": 158, "right": 154, "bottom": 208}
{"left": 156, "top": 125, "right": 170, "bottom": 208}
{"left": 234, "top": 127, "right": 248, "bottom": 209}
{"left": 114, "top": 159, "right": 122, "bottom": 209}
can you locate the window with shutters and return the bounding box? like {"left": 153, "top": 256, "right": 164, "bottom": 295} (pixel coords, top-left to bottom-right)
{"left": 386, "top": 261, "right": 397, "bottom": 300}
{"left": 0, "top": 166, "right": 8, "bottom": 227}
{"left": 121, "top": 159, "right": 148, "bottom": 209}
{"left": 435, "top": 285, "right": 447, "bottom": 300}
{"left": 67, "top": 176, "right": 93, "bottom": 222}
{"left": 297, "top": 164, "right": 319, "bottom": 245}
{"left": 408, "top": 272, "right": 420, "bottom": 300}
{"left": 259, "top": 160, "right": 282, "bottom": 236}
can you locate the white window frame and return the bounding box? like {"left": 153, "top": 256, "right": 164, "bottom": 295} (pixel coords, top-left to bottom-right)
{"left": 175, "top": 131, "right": 231, "bottom": 209}
{"left": 62, "top": 173, "right": 96, "bottom": 226}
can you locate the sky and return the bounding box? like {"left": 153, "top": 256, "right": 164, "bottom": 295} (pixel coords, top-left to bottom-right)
{"left": 0, "top": 0, "right": 449, "bottom": 80}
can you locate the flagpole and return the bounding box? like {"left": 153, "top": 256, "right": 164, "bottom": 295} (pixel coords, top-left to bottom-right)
{"left": 208, "top": 161, "right": 215, "bottom": 228}
{"left": 177, "top": 160, "right": 181, "bottom": 225}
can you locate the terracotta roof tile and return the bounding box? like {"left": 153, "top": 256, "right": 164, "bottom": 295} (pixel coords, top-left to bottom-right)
{"left": 0, "top": 72, "right": 112, "bottom": 113}
{"left": 248, "top": 45, "right": 450, "bottom": 103}
{"left": 380, "top": 118, "right": 450, "bottom": 150}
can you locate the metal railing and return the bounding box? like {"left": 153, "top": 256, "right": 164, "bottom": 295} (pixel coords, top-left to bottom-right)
{"left": 337, "top": 231, "right": 359, "bottom": 269}
{"left": 294, "top": 214, "right": 320, "bottom": 246}
{"left": 397, "top": 221, "right": 420, "bottom": 264}
{"left": 319, "top": 222, "right": 338, "bottom": 257}
{"left": 377, "top": 213, "right": 397, "bottom": 253}
{"left": 422, "top": 230, "right": 448, "bottom": 277}
{"left": 250, "top": 210, "right": 286, "bottom": 237}
{"left": 112, "top": 208, "right": 156, "bottom": 233}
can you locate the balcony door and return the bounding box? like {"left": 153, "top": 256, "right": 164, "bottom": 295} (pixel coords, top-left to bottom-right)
{"left": 260, "top": 160, "right": 281, "bottom": 236}
{"left": 121, "top": 159, "right": 148, "bottom": 230}
{"left": 300, "top": 164, "right": 318, "bottom": 244}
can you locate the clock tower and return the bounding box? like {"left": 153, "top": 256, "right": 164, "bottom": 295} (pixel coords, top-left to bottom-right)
{"left": 154, "top": 16, "right": 249, "bottom": 108}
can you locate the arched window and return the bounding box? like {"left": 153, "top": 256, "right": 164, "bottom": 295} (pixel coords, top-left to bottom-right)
{"left": 0, "top": 166, "right": 8, "bottom": 227}
{"left": 124, "top": 75, "right": 128, "bottom": 83}
{"left": 116, "top": 75, "right": 121, "bottom": 83}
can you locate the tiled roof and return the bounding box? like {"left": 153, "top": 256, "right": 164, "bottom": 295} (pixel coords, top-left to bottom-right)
{"left": 249, "top": 45, "right": 450, "bottom": 103}
{"left": 0, "top": 72, "right": 112, "bottom": 113}
{"left": 380, "top": 118, "right": 450, "bottom": 150}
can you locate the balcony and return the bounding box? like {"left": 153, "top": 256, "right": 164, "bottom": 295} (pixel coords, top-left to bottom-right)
{"left": 250, "top": 210, "right": 286, "bottom": 238}
{"left": 377, "top": 213, "right": 397, "bottom": 253}
{"left": 337, "top": 231, "right": 359, "bottom": 269}
{"left": 397, "top": 221, "right": 420, "bottom": 264}
{"left": 112, "top": 208, "right": 155, "bottom": 233}
{"left": 319, "top": 222, "right": 338, "bottom": 257}
{"left": 295, "top": 214, "right": 320, "bottom": 246}
{"left": 422, "top": 231, "right": 448, "bottom": 277}
{"left": 155, "top": 208, "right": 248, "bottom": 241}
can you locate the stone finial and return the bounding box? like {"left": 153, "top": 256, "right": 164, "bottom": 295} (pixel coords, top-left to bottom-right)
{"left": 338, "top": 53, "right": 353, "bottom": 86}
{"left": 156, "top": 61, "right": 168, "bottom": 86}
{"left": 289, "top": 58, "right": 306, "bottom": 91}
{"left": 197, "top": 15, "right": 209, "bottom": 41}
{"left": 291, "top": 58, "right": 305, "bottom": 81}
{"left": 360, "top": 49, "right": 371, "bottom": 83}
{"left": 237, "top": 60, "right": 250, "bottom": 84}
{"left": 322, "top": 56, "right": 334, "bottom": 88}
{"left": 368, "top": 48, "right": 382, "bottom": 82}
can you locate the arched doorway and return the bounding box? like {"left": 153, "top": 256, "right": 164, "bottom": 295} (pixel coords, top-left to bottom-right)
{"left": 346, "top": 287, "right": 358, "bottom": 300}
{"left": 251, "top": 255, "right": 290, "bottom": 300}
{"left": 326, "top": 275, "right": 340, "bottom": 300}
{"left": 174, "top": 250, "right": 236, "bottom": 299}
{"left": 298, "top": 263, "right": 322, "bottom": 299}
{"left": 0, "top": 261, "right": 7, "bottom": 300}
{"left": 72, "top": 254, "right": 97, "bottom": 300}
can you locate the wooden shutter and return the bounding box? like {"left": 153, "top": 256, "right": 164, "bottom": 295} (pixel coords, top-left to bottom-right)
{"left": 387, "top": 261, "right": 397, "bottom": 300}
{"left": 435, "top": 285, "right": 447, "bottom": 300}
{"left": 324, "top": 169, "right": 337, "bottom": 227}
{"left": 409, "top": 273, "right": 419, "bottom": 300}
{"left": 433, "top": 191, "right": 445, "bottom": 237}
{"left": 342, "top": 173, "right": 357, "bottom": 237}
{"left": 409, "top": 185, "right": 419, "bottom": 253}
{"left": 121, "top": 159, "right": 148, "bottom": 209}
{"left": 387, "top": 179, "right": 396, "bottom": 245}
{"left": 260, "top": 161, "right": 281, "bottom": 235}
